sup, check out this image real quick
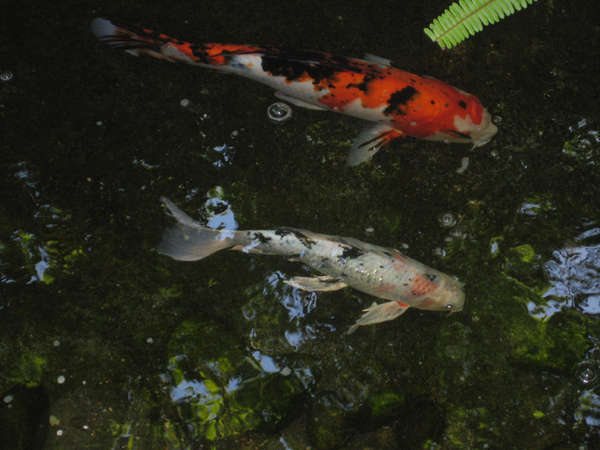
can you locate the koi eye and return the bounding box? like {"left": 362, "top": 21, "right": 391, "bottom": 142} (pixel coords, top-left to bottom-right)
{"left": 267, "top": 102, "right": 292, "bottom": 123}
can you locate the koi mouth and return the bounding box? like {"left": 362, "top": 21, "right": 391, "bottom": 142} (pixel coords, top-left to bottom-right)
{"left": 471, "top": 111, "right": 498, "bottom": 147}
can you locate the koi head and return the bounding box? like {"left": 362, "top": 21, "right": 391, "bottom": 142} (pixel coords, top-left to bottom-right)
{"left": 423, "top": 92, "right": 498, "bottom": 148}
{"left": 454, "top": 107, "right": 498, "bottom": 149}
{"left": 417, "top": 274, "right": 465, "bottom": 313}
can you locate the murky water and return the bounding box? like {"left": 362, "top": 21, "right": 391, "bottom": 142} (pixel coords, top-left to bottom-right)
{"left": 2, "top": 1, "right": 600, "bottom": 448}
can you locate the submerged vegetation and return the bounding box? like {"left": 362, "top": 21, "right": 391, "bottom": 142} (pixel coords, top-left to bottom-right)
{"left": 2, "top": 0, "right": 600, "bottom": 448}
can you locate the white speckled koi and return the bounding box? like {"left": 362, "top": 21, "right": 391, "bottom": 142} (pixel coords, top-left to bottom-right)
{"left": 158, "top": 198, "right": 465, "bottom": 333}
{"left": 91, "top": 18, "right": 497, "bottom": 165}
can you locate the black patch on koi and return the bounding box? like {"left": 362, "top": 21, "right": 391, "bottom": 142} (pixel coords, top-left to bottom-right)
{"left": 425, "top": 273, "right": 437, "bottom": 282}
{"left": 430, "top": 100, "right": 436, "bottom": 105}
{"left": 275, "top": 228, "right": 316, "bottom": 248}
{"left": 260, "top": 48, "right": 363, "bottom": 85}
{"left": 383, "top": 251, "right": 393, "bottom": 257}
{"left": 338, "top": 245, "right": 364, "bottom": 260}
{"left": 346, "top": 80, "right": 368, "bottom": 92}
{"left": 458, "top": 100, "right": 467, "bottom": 109}
{"left": 384, "top": 86, "right": 418, "bottom": 116}
{"left": 252, "top": 232, "right": 272, "bottom": 244}
{"left": 346, "top": 72, "right": 381, "bottom": 93}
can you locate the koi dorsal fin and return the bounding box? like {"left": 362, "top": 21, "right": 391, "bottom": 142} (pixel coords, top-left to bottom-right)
{"left": 361, "top": 53, "right": 392, "bottom": 67}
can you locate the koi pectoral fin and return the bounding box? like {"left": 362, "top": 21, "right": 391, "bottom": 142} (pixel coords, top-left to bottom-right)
{"left": 285, "top": 275, "right": 347, "bottom": 292}
{"left": 346, "top": 124, "right": 404, "bottom": 166}
{"left": 346, "top": 301, "right": 409, "bottom": 334}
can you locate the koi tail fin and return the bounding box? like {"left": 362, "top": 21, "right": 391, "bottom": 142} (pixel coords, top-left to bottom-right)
{"left": 157, "top": 197, "right": 236, "bottom": 261}
{"left": 91, "top": 18, "right": 263, "bottom": 69}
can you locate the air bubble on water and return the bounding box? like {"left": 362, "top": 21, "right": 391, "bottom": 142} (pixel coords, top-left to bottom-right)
{"left": 575, "top": 360, "right": 600, "bottom": 387}
{"left": 438, "top": 212, "right": 457, "bottom": 228}
{"left": 180, "top": 98, "right": 190, "bottom": 107}
{"left": 267, "top": 102, "right": 292, "bottom": 123}
{"left": 0, "top": 71, "right": 13, "bottom": 82}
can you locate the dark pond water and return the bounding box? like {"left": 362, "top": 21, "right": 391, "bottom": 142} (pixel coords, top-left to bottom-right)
{"left": 2, "top": 0, "right": 600, "bottom": 448}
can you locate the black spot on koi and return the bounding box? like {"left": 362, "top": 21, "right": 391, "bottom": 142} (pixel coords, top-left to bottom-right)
{"left": 425, "top": 273, "right": 437, "bottom": 282}
{"left": 338, "top": 245, "right": 364, "bottom": 260}
{"left": 384, "top": 86, "right": 418, "bottom": 116}
{"left": 345, "top": 72, "right": 382, "bottom": 93}
{"left": 275, "top": 228, "right": 316, "bottom": 249}
{"left": 458, "top": 100, "right": 467, "bottom": 109}
{"left": 252, "top": 232, "right": 272, "bottom": 244}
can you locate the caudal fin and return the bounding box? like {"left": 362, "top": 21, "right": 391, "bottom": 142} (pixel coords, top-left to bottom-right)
{"left": 91, "top": 18, "right": 262, "bottom": 68}
{"left": 158, "top": 197, "right": 236, "bottom": 261}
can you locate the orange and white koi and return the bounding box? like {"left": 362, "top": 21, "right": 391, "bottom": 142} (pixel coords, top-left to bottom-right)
{"left": 92, "top": 18, "right": 497, "bottom": 165}
{"left": 158, "top": 197, "right": 465, "bottom": 333}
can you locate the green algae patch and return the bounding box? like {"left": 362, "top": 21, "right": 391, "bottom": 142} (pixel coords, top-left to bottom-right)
{"left": 7, "top": 353, "right": 47, "bottom": 388}
{"left": 503, "top": 244, "right": 544, "bottom": 285}
{"left": 509, "top": 244, "right": 537, "bottom": 264}
{"left": 367, "top": 391, "right": 405, "bottom": 419}
{"left": 166, "top": 319, "right": 304, "bottom": 442}
{"left": 473, "top": 273, "right": 591, "bottom": 372}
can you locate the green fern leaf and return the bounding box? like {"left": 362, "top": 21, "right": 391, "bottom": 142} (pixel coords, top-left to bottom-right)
{"left": 424, "top": 0, "right": 539, "bottom": 49}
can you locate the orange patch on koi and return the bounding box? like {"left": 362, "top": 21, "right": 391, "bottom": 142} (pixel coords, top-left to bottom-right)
{"left": 410, "top": 274, "right": 438, "bottom": 297}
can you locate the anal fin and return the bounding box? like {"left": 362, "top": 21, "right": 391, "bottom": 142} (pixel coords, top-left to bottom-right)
{"left": 346, "top": 301, "right": 409, "bottom": 334}
{"left": 285, "top": 275, "right": 347, "bottom": 292}
{"left": 347, "top": 124, "right": 404, "bottom": 166}
{"left": 275, "top": 92, "right": 328, "bottom": 111}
